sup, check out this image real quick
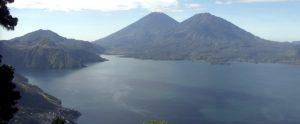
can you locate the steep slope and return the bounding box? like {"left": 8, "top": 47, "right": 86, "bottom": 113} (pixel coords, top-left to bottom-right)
{"left": 293, "top": 41, "right": 300, "bottom": 45}
{"left": 11, "top": 73, "right": 80, "bottom": 124}
{"left": 146, "top": 13, "right": 297, "bottom": 63}
{"left": 94, "top": 12, "right": 179, "bottom": 54}
{"left": 0, "top": 30, "right": 106, "bottom": 69}
{"left": 95, "top": 12, "right": 300, "bottom": 64}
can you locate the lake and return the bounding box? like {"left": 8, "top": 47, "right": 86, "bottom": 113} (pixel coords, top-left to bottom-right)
{"left": 20, "top": 55, "right": 300, "bottom": 124}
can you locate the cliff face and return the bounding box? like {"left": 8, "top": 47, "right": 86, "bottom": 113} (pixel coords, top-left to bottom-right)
{"left": 10, "top": 73, "right": 81, "bottom": 124}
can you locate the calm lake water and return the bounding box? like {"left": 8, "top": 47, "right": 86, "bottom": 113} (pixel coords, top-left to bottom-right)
{"left": 20, "top": 55, "right": 300, "bottom": 124}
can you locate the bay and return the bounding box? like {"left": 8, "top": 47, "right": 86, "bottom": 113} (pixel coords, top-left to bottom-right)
{"left": 20, "top": 55, "right": 300, "bottom": 124}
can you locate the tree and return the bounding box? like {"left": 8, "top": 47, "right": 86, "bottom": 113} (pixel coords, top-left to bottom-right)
{"left": 0, "top": 65, "right": 20, "bottom": 124}
{"left": 0, "top": 0, "right": 18, "bottom": 30}
{"left": 52, "top": 116, "right": 66, "bottom": 124}
{"left": 0, "top": 0, "right": 20, "bottom": 124}
{"left": 149, "top": 120, "right": 168, "bottom": 124}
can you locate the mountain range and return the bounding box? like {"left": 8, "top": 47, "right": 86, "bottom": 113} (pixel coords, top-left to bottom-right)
{"left": 2, "top": 13, "right": 299, "bottom": 66}
{"left": 293, "top": 41, "right": 300, "bottom": 45}
{"left": 0, "top": 29, "right": 106, "bottom": 69}
{"left": 1, "top": 12, "right": 299, "bottom": 124}
{"left": 95, "top": 12, "right": 300, "bottom": 64}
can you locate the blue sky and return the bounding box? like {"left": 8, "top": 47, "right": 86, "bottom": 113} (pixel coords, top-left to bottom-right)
{"left": 0, "top": 0, "right": 300, "bottom": 42}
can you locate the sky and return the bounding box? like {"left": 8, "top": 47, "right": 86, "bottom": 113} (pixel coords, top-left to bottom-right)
{"left": 0, "top": 0, "right": 300, "bottom": 42}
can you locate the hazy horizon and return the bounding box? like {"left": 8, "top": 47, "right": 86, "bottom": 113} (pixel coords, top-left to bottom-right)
{"left": 2, "top": 1, "right": 300, "bottom": 124}
{"left": 1, "top": 0, "right": 300, "bottom": 42}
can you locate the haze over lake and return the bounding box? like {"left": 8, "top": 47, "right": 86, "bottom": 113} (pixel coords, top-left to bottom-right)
{"left": 19, "top": 55, "right": 300, "bottom": 124}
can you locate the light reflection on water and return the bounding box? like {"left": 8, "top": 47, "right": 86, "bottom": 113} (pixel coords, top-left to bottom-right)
{"left": 20, "top": 55, "right": 300, "bottom": 124}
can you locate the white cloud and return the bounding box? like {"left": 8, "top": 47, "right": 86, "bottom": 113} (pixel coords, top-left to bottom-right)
{"left": 215, "top": 0, "right": 298, "bottom": 4}
{"left": 186, "top": 3, "right": 202, "bottom": 8}
{"left": 9, "top": 0, "right": 179, "bottom": 12}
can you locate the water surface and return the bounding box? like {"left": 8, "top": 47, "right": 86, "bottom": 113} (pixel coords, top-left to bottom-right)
{"left": 20, "top": 55, "right": 300, "bottom": 124}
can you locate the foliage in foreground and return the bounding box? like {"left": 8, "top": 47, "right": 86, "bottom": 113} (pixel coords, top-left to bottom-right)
{"left": 149, "top": 120, "right": 168, "bottom": 124}
{"left": 0, "top": 0, "right": 18, "bottom": 30}
{"left": 0, "top": 0, "right": 19, "bottom": 123}
{"left": 0, "top": 61, "right": 21, "bottom": 123}
{"left": 52, "top": 116, "right": 66, "bottom": 124}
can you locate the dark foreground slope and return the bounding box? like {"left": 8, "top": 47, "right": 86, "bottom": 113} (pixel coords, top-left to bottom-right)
{"left": 95, "top": 12, "right": 300, "bottom": 64}
{"left": 10, "top": 73, "right": 80, "bottom": 124}
{"left": 0, "top": 29, "right": 106, "bottom": 69}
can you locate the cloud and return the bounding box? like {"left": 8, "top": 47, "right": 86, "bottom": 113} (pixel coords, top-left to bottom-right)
{"left": 186, "top": 3, "right": 202, "bottom": 8}
{"left": 215, "top": 0, "right": 298, "bottom": 4}
{"left": 9, "top": 0, "right": 179, "bottom": 12}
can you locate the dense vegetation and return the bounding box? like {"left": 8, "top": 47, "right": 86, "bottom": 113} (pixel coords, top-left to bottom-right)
{"left": 149, "top": 120, "right": 168, "bottom": 124}
{"left": 0, "top": 62, "right": 20, "bottom": 124}
{"left": 0, "top": 0, "right": 17, "bottom": 30}
{"left": 52, "top": 116, "right": 66, "bottom": 124}
{"left": 0, "top": 0, "right": 20, "bottom": 124}
{"left": 0, "top": 30, "right": 106, "bottom": 69}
